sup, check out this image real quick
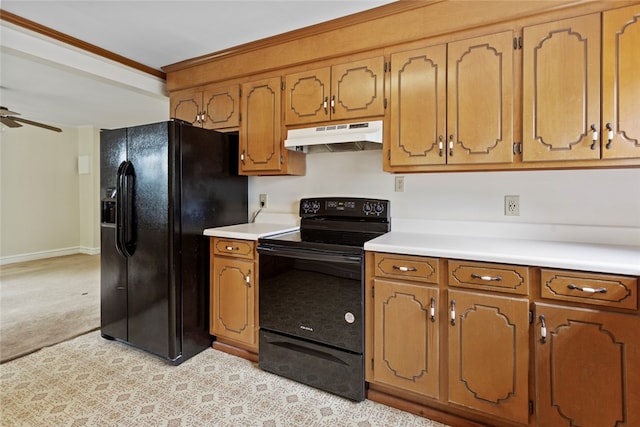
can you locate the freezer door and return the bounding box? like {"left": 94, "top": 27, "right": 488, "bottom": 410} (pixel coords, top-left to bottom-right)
{"left": 125, "top": 122, "right": 177, "bottom": 360}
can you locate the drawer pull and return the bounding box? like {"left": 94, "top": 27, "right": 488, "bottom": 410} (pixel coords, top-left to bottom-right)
{"left": 430, "top": 297, "right": 436, "bottom": 323}
{"left": 539, "top": 315, "right": 547, "bottom": 344}
{"left": 450, "top": 300, "right": 456, "bottom": 326}
{"left": 393, "top": 265, "right": 417, "bottom": 272}
{"left": 471, "top": 273, "right": 502, "bottom": 282}
{"left": 568, "top": 284, "right": 607, "bottom": 294}
{"left": 225, "top": 246, "right": 239, "bottom": 251}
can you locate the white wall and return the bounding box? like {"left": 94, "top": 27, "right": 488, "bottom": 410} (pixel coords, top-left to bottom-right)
{"left": 0, "top": 125, "right": 100, "bottom": 263}
{"left": 250, "top": 150, "right": 640, "bottom": 242}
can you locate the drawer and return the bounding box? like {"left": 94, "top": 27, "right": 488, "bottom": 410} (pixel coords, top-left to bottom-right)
{"left": 212, "top": 237, "right": 255, "bottom": 259}
{"left": 540, "top": 269, "right": 638, "bottom": 311}
{"left": 373, "top": 253, "right": 439, "bottom": 284}
{"left": 448, "top": 260, "right": 530, "bottom": 296}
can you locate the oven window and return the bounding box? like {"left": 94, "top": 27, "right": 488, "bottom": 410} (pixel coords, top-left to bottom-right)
{"left": 258, "top": 251, "right": 363, "bottom": 353}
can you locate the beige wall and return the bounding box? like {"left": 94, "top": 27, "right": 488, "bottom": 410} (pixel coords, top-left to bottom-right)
{"left": 0, "top": 125, "right": 100, "bottom": 264}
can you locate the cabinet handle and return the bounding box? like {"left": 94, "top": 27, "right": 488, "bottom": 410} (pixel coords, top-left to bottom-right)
{"left": 590, "top": 124, "right": 598, "bottom": 150}
{"left": 438, "top": 135, "right": 444, "bottom": 157}
{"left": 605, "top": 122, "right": 613, "bottom": 149}
{"left": 240, "top": 151, "right": 245, "bottom": 164}
{"left": 246, "top": 271, "right": 251, "bottom": 287}
{"left": 430, "top": 297, "right": 436, "bottom": 322}
{"left": 471, "top": 273, "right": 502, "bottom": 282}
{"left": 323, "top": 97, "right": 329, "bottom": 114}
{"left": 449, "top": 135, "right": 454, "bottom": 156}
{"left": 331, "top": 95, "right": 335, "bottom": 114}
{"left": 539, "top": 314, "right": 547, "bottom": 344}
{"left": 568, "top": 284, "right": 607, "bottom": 294}
{"left": 392, "top": 265, "right": 417, "bottom": 272}
{"left": 450, "top": 300, "right": 456, "bottom": 326}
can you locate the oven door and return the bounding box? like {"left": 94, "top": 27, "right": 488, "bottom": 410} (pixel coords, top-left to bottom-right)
{"left": 257, "top": 243, "right": 363, "bottom": 353}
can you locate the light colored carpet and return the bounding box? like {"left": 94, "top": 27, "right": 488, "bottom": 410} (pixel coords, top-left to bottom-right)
{"left": 0, "top": 254, "right": 100, "bottom": 362}
{"left": 0, "top": 331, "right": 449, "bottom": 427}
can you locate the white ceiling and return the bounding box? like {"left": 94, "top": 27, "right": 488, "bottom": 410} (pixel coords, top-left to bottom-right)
{"left": 0, "top": 0, "right": 392, "bottom": 130}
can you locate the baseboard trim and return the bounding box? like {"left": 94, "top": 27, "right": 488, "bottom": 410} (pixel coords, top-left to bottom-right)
{"left": 0, "top": 246, "right": 100, "bottom": 265}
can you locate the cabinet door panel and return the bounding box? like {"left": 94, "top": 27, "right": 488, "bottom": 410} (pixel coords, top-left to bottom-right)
{"left": 240, "top": 77, "right": 282, "bottom": 173}
{"left": 211, "top": 257, "right": 255, "bottom": 345}
{"left": 535, "top": 303, "right": 640, "bottom": 427}
{"left": 602, "top": 5, "right": 640, "bottom": 159}
{"left": 448, "top": 290, "right": 529, "bottom": 424}
{"left": 523, "top": 14, "right": 601, "bottom": 162}
{"left": 447, "top": 31, "right": 513, "bottom": 164}
{"left": 170, "top": 88, "right": 202, "bottom": 126}
{"left": 373, "top": 279, "right": 439, "bottom": 399}
{"left": 285, "top": 67, "right": 331, "bottom": 125}
{"left": 389, "top": 46, "right": 447, "bottom": 166}
{"left": 331, "top": 57, "right": 385, "bottom": 121}
{"left": 203, "top": 84, "right": 239, "bottom": 129}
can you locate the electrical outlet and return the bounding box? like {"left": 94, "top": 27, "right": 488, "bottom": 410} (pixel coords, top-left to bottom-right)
{"left": 505, "top": 195, "right": 520, "bottom": 216}
{"left": 395, "top": 176, "right": 405, "bottom": 192}
{"left": 259, "top": 193, "right": 268, "bottom": 209}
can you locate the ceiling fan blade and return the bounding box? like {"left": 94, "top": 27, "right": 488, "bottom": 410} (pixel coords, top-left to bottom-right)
{"left": 1, "top": 116, "right": 23, "bottom": 128}
{"left": 0, "top": 106, "right": 21, "bottom": 116}
{"left": 11, "top": 117, "right": 62, "bottom": 133}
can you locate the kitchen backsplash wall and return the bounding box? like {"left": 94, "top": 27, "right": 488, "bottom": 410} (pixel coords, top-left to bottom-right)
{"left": 250, "top": 150, "right": 640, "bottom": 233}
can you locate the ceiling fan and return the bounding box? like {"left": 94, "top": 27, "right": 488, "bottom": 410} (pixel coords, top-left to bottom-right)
{"left": 1, "top": 106, "right": 62, "bottom": 132}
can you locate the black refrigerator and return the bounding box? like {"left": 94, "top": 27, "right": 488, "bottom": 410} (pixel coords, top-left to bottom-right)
{"left": 99, "top": 120, "right": 247, "bottom": 364}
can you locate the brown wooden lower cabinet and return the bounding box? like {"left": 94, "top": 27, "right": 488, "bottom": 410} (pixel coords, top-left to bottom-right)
{"left": 210, "top": 237, "right": 259, "bottom": 359}
{"left": 370, "top": 278, "right": 440, "bottom": 399}
{"left": 448, "top": 290, "right": 530, "bottom": 425}
{"left": 365, "top": 252, "right": 639, "bottom": 427}
{"left": 534, "top": 303, "right": 640, "bottom": 427}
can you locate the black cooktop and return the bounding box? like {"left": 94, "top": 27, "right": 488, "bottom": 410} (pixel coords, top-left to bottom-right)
{"left": 259, "top": 197, "right": 390, "bottom": 250}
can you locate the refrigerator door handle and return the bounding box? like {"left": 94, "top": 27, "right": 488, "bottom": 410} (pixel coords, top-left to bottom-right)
{"left": 116, "top": 160, "right": 136, "bottom": 257}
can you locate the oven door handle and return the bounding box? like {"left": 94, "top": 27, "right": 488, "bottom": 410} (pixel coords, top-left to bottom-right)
{"left": 257, "top": 244, "right": 362, "bottom": 264}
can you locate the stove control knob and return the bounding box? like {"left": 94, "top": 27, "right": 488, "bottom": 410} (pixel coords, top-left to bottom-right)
{"left": 302, "top": 200, "right": 311, "bottom": 213}
{"left": 374, "top": 202, "right": 385, "bottom": 215}
{"left": 363, "top": 202, "right": 372, "bottom": 215}
{"left": 311, "top": 200, "right": 321, "bottom": 213}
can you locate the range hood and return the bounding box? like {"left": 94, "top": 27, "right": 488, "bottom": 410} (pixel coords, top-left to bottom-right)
{"left": 284, "top": 120, "right": 383, "bottom": 153}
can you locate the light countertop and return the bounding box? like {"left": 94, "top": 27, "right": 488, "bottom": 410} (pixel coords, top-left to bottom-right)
{"left": 203, "top": 223, "right": 298, "bottom": 241}
{"left": 364, "top": 232, "right": 640, "bottom": 276}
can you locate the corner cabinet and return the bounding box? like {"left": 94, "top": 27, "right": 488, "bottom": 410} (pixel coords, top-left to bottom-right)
{"left": 240, "top": 77, "right": 305, "bottom": 176}
{"left": 387, "top": 31, "right": 514, "bottom": 170}
{"left": 522, "top": 5, "right": 640, "bottom": 162}
{"left": 284, "top": 57, "right": 385, "bottom": 126}
{"left": 170, "top": 83, "right": 240, "bottom": 130}
{"left": 210, "top": 237, "right": 258, "bottom": 355}
{"left": 534, "top": 269, "right": 640, "bottom": 427}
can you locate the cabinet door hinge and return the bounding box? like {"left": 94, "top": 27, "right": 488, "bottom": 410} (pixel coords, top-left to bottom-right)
{"left": 387, "top": 150, "right": 391, "bottom": 161}
{"left": 384, "top": 61, "right": 390, "bottom": 73}
{"left": 519, "top": 36, "right": 523, "bottom": 49}
{"left": 529, "top": 400, "right": 534, "bottom": 415}
{"left": 384, "top": 98, "right": 388, "bottom": 109}
{"left": 371, "top": 358, "right": 375, "bottom": 370}
{"left": 513, "top": 36, "right": 523, "bottom": 50}
{"left": 239, "top": 88, "right": 242, "bottom": 98}
{"left": 529, "top": 310, "right": 534, "bottom": 324}
{"left": 371, "top": 286, "right": 375, "bottom": 298}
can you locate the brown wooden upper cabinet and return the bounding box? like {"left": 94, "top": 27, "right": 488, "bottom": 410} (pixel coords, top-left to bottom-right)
{"left": 523, "top": 5, "right": 640, "bottom": 162}
{"left": 387, "top": 31, "right": 514, "bottom": 170}
{"left": 240, "top": 77, "right": 283, "bottom": 173}
{"left": 284, "top": 57, "right": 385, "bottom": 125}
{"left": 170, "top": 84, "right": 240, "bottom": 130}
